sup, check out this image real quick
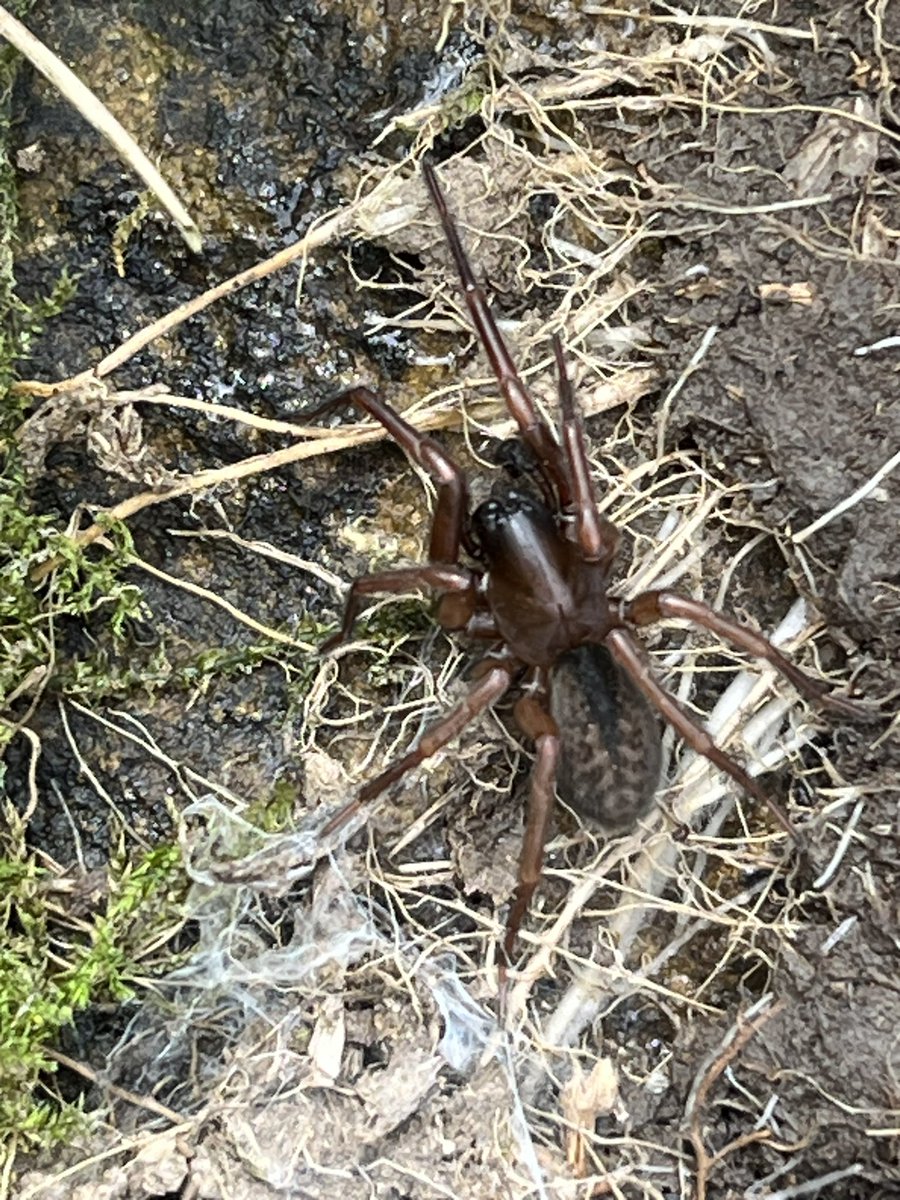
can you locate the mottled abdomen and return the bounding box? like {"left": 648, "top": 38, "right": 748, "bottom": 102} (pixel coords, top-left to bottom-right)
{"left": 550, "top": 644, "right": 662, "bottom": 832}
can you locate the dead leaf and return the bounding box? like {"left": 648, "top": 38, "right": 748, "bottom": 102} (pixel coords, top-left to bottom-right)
{"left": 307, "top": 994, "right": 346, "bottom": 1086}
{"left": 356, "top": 1049, "right": 442, "bottom": 1140}
{"left": 783, "top": 97, "right": 879, "bottom": 196}
{"left": 758, "top": 280, "right": 816, "bottom": 305}
{"left": 561, "top": 1057, "right": 621, "bottom": 1176}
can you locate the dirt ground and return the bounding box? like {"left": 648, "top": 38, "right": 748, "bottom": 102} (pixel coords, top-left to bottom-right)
{"left": 5, "top": 1, "right": 899, "bottom": 1198}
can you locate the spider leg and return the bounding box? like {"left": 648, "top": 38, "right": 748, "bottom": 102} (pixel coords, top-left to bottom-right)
{"left": 465, "top": 612, "right": 501, "bottom": 639}
{"left": 552, "top": 335, "right": 620, "bottom": 569}
{"left": 423, "top": 163, "right": 572, "bottom": 509}
{"left": 321, "top": 565, "right": 476, "bottom": 653}
{"left": 322, "top": 385, "right": 467, "bottom": 563}
{"left": 320, "top": 658, "right": 515, "bottom": 837}
{"left": 503, "top": 678, "right": 561, "bottom": 972}
{"left": 624, "top": 590, "right": 865, "bottom": 719}
{"left": 605, "top": 628, "right": 801, "bottom": 842}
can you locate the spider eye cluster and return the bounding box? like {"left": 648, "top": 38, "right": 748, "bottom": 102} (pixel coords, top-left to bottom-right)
{"left": 471, "top": 487, "right": 557, "bottom": 554}
{"left": 475, "top": 487, "right": 535, "bottom": 526}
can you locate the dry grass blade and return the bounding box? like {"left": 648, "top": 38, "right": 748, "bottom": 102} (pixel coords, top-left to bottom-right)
{"left": 0, "top": 4, "right": 202, "bottom": 251}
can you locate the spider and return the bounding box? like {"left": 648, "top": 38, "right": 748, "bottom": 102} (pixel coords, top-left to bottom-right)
{"left": 317, "top": 162, "right": 864, "bottom": 972}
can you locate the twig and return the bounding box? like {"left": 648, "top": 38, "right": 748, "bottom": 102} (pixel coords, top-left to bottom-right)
{"left": 764, "top": 1162, "right": 864, "bottom": 1199}
{"left": 131, "top": 555, "right": 317, "bottom": 650}
{"left": 581, "top": 6, "right": 816, "bottom": 41}
{"left": 655, "top": 324, "right": 718, "bottom": 458}
{"left": 792, "top": 447, "right": 900, "bottom": 544}
{"left": 0, "top": 5, "right": 201, "bottom": 252}
{"left": 812, "top": 797, "right": 865, "bottom": 889}
{"left": 28, "top": 422, "right": 388, "bottom": 581}
{"left": 45, "top": 1048, "right": 185, "bottom": 1126}
{"left": 14, "top": 167, "right": 406, "bottom": 415}
{"left": 684, "top": 998, "right": 784, "bottom": 1200}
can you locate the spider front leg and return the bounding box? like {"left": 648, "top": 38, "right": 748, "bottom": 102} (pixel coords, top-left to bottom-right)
{"left": 552, "top": 335, "right": 620, "bottom": 569}
{"left": 319, "top": 385, "right": 469, "bottom": 562}
{"left": 423, "top": 164, "right": 573, "bottom": 510}
{"left": 316, "top": 385, "right": 482, "bottom": 651}
{"left": 321, "top": 565, "right": 476, "bottom": 653}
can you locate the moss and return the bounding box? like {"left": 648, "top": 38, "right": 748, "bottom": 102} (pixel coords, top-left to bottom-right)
{"left": 356, "top": 596, "right": 435, "bottom": 646}
{"left": 244, "top": 777, "right": 298, "bottom": 833}
{"left": 56, "top": 611, "right": 332, "bottom": 707}
{"left": 0, "top": 3, "right": 337, "bottom": 1164}
{"left": 111, "top": 191, "right": 154, "bottom": 278}
{"left": 0, "top": 502, "right": 146, "bottom": 734}
{"left": 0, "top": 839, "right": 186, "bottom": 1146}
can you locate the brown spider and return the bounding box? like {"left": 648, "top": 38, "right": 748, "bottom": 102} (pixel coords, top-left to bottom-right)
{"left": 318, "top": 162, "right": 864, "bottom": 972}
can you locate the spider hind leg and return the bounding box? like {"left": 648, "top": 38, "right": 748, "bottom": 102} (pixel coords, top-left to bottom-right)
{"left": 605, "top": 627, "right": 802, "bottom": 842}
{"left": 321, "top": 660, "right": 515, "bottom": 838}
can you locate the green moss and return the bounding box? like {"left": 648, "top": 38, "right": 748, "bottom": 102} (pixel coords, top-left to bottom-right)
{"left": 62, "top": 844, "right": 185, "bottom": 1007}
{"left": 0, "top": 15, "right": 192, "bottom": 1157}
{"left": 56, "top": 610, "right": 331, "bottom": 708}
{"left": 0, "top": 839, "right": 186, "bottom": 1146}
{"left": 111, "top": 191, "right": 154, "bottom": 278}
{"left": 356, "top": 597, "right": 434, "bottom": 646}
{"left": 0, "top": 4, "right": 336, "bottom": 1165}
{"left": 0, "top": 3, "right": 136, "bottom": 726}
{"left": 392, "top": 68, "right": 487, "bottom": 135}
{"left": 0, "top": 499, "right": 146, "bottom": 736}
{"left": 244, "top": 777, "right": 298, "bottom": 833}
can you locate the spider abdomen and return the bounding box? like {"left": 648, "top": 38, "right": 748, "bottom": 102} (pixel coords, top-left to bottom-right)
{"left": 550, "top": 644, "right": 662, "bottom": 833}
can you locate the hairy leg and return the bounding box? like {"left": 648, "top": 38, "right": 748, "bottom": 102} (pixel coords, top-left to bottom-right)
{"left": 503, "top": 680, "right": 561, "bottom": 972}
{"left": 319, "top": 385, "right": 468, "bottom": 563}
{"left": 552, "top": 335, "right": 619, "bottom": 569}
{"left": 423, "top": 163, "right": 571, "bottom": 508}
{"left": 321, "top": 565, "right": 477, "bottom": 653}
{"left": 320, "top": 659, "right": 515, "bottom": 837}
{"left": 605, "top": 627, "right": 800, "bottom": 841}
{"left": 624, "top": 590, "right": 866, "bottom": 718}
